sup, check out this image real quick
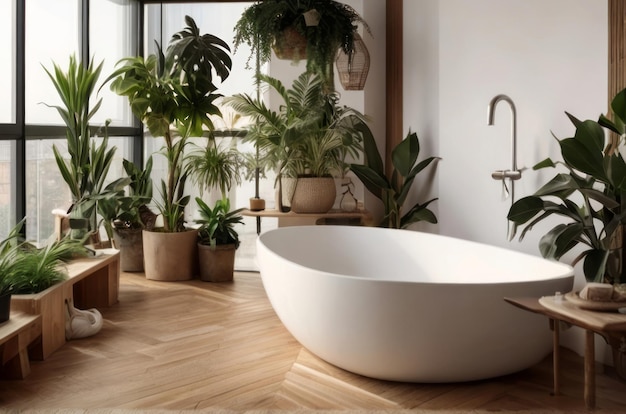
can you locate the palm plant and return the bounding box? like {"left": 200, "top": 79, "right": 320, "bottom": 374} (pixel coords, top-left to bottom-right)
{"left": 227, "top": 72, "right": 367, "bottom": 197}
{"left": 43, "top": 56, "right": 126, "bottom": 242}
{"left": 104, "top": 15, "right": 232, "bottom": 232}
{"left": 350, "top": 131, "right": 440, "bottom": 229}
{"left": 508, "top": 87, "right": 626, "bottom": 284}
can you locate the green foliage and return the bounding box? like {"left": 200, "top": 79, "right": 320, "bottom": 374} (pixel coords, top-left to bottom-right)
{"left": 350, "top": 131, "right": 440, "bottom": 229}
{"left": 42, "top": 55, "right": 125, "bottom": 240}
{"left": 187, "top": 138, "right": 242, "bottom": 200}
{"left": 233, "top": 0, "right": 370, "bottom": 90}
{"left": 98, "top": 157, "right": 154, "bottom": 239}
{"left": 227, "top": 72, "right": 368, "bottom": 181}
{"left": 195, "top": 197, "right": 244, "bottom": 249}
{"left": 508, "top": 87, "right": 626, "bottom": 283}
{"left": 0, "top": 220, "right": 88, "bottom": 295}
{"left": 103, "top": 16, "right": 232, "bottom": 232}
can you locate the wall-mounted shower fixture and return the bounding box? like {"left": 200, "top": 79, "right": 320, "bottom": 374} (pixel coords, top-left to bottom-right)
{"left": 487, "top": 94, "right": 522, "bottom": 204}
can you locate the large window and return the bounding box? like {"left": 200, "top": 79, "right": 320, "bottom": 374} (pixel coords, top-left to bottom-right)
{"left": 19, "top": 0, "right": 139, "bottom": 244}
{"left": 0, "top": 2, "right": 16, "bottom": 124}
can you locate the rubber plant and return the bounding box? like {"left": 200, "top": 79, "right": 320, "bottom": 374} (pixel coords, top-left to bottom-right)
{"left": 350, "top": 130, "right": 440, "bottom": 229}
{"left": 507, "top": 87, "right": 626, "bottom": 284}
{"left": 104, "top": 15, "right": 232, "bottom": 232}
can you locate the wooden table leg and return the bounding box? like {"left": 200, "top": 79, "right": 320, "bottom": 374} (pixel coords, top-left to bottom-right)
{"left": 584, "top": 329, "right": 596, "bottom": 410}
{"left": 551, "top": 318, "right": 560, "bottom": 396}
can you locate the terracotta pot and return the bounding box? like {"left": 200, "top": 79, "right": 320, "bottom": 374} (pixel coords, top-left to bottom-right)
{"left": 197, "top": 243, "right": 236, "bottom": 282}
{"left": 249, "top": 197, "right": 266, "bottom": 211}
{"left": 290, "top": 176, "right": 336, "bottom": 213}
{"left": 0, "top": 293, "right": 10, "bottom": 323}
{"left": 113, "top": 227, "right": 144, "bottom": 272}
{"left": 142, "top": 229, "right": 198, "bottom": 281}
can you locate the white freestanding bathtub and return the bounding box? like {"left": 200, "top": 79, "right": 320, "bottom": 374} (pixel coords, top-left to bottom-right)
{"left": 256, "top": 226, "right": 574, "bottom": 383}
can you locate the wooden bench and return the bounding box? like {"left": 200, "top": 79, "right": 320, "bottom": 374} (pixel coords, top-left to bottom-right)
{"left": 0, "top": 312, "right": 42, "bottom": 379}
{"left": 11, "top": 249, "right": 120, "bottom": 360}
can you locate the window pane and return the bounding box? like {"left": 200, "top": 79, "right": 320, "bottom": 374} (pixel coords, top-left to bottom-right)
{"left": 91, "top": 0, "right": 138, "bottom": 127}
{"left": 0, "top": 141, "right": 15, "bottom": 240}
{"left": 26, "top": 137, "right": 132, "bottom": 244}
{"left": 0, "top": 1, "right": 16, "bottom": 124}
{"left": 25, "top": 0, "right": 79, "bottom": 124}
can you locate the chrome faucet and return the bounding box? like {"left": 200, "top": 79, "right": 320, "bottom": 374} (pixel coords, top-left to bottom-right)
{"left": 488, "top": 94, "right": 522, "bottom": 203}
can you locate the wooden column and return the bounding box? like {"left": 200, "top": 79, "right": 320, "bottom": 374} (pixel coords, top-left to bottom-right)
{"left": 386, "top": 0, "right": 403, "bottom": 177}
{"left": 609, "top": 0, "right": 626, "bottom": 103}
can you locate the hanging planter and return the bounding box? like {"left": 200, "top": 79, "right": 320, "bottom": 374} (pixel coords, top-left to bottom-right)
{"left": 273, "top": 25, "right": 307, "bottom": 61}
{"left": 233, "top": 0, "right": 371, "bottom": 92}
{"left": 336, "top": 33, "right": 370, "bottom": 91}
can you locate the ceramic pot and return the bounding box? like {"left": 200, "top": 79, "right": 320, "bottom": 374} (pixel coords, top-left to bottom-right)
{"left": 143, "top": 229, "right": 198, "bottom": 281}
{"left": 113, "top": 227, "right": 144, "bottom": 272}
{"left": 197, "top": 243, "right": 236, "bottom": 282}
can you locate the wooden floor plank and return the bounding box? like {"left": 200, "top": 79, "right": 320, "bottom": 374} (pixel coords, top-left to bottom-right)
{"left": 0, "top": 271, "right": 624, "bottom": 411}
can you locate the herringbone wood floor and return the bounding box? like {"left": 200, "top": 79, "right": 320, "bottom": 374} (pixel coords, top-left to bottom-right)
{"left": 1, "top": 271, "right": 625, "bottom": 411}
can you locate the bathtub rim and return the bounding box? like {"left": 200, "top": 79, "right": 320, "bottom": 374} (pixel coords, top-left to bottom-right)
{"left": 256, "top": 225, "right": 575, "bottom": 285}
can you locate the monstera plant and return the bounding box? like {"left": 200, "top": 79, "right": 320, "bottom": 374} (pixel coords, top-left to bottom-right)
{"left": 508, "top": 87, "right": 626, "bottom": 284}
{"left": 104, "top": 15, "right": 232, "bottom": 281}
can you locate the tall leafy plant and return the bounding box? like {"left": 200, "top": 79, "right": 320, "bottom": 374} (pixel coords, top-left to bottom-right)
{"left": 104, "top": 15, "right": 232, "bottom": 232}
{"left": 227, "top": 72, "right": 367, "bottom": 183}
{"left": 508, "top": 88, "right": 626, "bottom": 284}
{"left": 43, "top": 55, "right": 125, "bottom": 242}
{"left": 350, "top": 130, "right": 439, "bottom": 229}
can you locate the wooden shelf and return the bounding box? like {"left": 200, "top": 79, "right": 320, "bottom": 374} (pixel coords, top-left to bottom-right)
{"left": 242, "top": 208, "right": 373, "bottom": 229}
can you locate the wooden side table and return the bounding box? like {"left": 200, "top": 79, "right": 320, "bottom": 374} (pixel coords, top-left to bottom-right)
{"left": 505, "top": 295, "right": 626, "bottom": 410}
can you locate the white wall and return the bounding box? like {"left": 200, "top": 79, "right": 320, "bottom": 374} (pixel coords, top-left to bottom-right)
{"left": 404, "top": 0, "right": 609, "bottom": 361}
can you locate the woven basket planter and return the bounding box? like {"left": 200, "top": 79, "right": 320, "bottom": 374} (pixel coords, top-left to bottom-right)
{"left": 290, "top": 176, "right": 336, "bottom": 214}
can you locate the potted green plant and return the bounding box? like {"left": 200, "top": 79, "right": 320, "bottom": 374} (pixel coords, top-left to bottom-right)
{"left": 233, "top": 0, "right": 370, "bottom": 92}
{"left": 508, "top": 87, "right": 626, "bottom": 285}
{"left": 186, "top": 136, "right": 242, "bottom": 201}
{"left": 194, "top": 197, "right": 244, "bottom": 282}
{"left": 98, "top": 157, "right": 156, "bottom": 272}
{"left": 103, "top": 15, "right": 232, "bottom": 281}
{"left": 227, "top": 71, "right": 368, "bottom": 213}
{"left": 0, "top": 221, "right": 26, "bottom": 322}
{"left": 43, "top": 55, "right": 126, "bottom": 247}
{"left": 0, "top": 217, "right": 88, "bottom": 322}
{"left": 350, "top": 130, "right": 440, "bottom": 229}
